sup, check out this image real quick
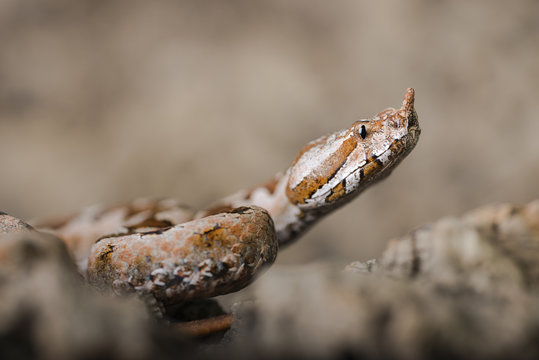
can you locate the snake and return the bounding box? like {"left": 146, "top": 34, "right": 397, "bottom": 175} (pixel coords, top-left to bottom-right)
{"left": 34, "top": 88, "right": 420, "bottom": 306}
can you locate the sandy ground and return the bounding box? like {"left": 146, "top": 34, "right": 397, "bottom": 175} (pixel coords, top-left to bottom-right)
{"left": 1, "top": 0, "right": 538, "bottom": 266}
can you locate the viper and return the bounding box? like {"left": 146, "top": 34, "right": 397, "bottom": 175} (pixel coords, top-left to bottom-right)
{"left": 35, "top": 88, "right": 420, "bottom": 305}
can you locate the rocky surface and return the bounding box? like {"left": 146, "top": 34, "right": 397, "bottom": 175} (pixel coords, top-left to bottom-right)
{"left": 0, "top": 212, "right": 35, "bottom": 235}
{"left": 223, "top": 200, "right": 539, "bottom": 359}
{"left": 1, "top": 200, "right": 539, "bottom": 359}
{"left": 0, "top": 220, "right": 193, "bottom": 360}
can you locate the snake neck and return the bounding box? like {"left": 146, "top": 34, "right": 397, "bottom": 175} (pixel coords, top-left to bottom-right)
{"left": 200, "top": 171, "right": 315, "bottom": 246}
{"left": 242, "top": 171, "right": 317, "bottom": 245}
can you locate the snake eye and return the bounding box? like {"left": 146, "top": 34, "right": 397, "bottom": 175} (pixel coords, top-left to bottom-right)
{"left": 359, "top": 125, "right": 367, "bottom": 139}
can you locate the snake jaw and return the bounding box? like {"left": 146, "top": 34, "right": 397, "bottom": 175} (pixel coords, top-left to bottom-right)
{"left": 286, "top": 88, "right": 420, "bottom": 211}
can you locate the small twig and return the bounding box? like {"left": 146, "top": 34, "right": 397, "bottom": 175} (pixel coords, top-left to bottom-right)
{"left": 170, "top": 313, "right": 235, "bottom": 337}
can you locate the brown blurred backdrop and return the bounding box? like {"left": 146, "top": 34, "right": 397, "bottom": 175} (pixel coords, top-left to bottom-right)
{"left": 1, "top": 0, "right": 538, "bottom": 264}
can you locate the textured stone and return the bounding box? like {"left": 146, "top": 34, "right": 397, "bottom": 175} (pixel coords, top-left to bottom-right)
{"left": 0, "top": 212, "right": 34, "bottom": 235}
{"left": 3, "top": 200, "right": 539, "bottom": 359}
{"left": 0, "top": 230, "right": 191, "bottom": 360}
{"left": 222, "top": 200, "right": 539, "bottom": 360}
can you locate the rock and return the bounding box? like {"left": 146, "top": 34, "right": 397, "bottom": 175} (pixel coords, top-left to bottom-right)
{"left": 2, "top": 200, "right": 539, "bottom": 359}
{"left": 222, "top": 200, "right": 539, "bottom": 360}
{"left": 0, "top": 212, "right": 35, "bottom": 235}
{"left": 381, "top": 200, "right": 539, "bottom": 292}
{"left": 0, "top": 226, "right": 192, "bottom": 360}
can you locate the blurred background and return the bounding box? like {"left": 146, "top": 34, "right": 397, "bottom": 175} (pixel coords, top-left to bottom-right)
{"left": 1, "top": 0, "right": 538, "bottom": 264}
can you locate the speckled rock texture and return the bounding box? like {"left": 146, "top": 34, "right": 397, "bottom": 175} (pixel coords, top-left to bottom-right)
{"left": 0, "top": 226, "right": 193, "bottom": 360}
{"left": 0, "top": 212, "right": 35, "bottom": 235}
{"left": 2, "top": 200, "right": 539, "bottom": 359}
{"left": 223, "top": 200, "right": 539, "bottom": 360}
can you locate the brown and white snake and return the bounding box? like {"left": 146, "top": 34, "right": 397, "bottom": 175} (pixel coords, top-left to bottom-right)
{"left": 33, "top": 88, "right": 420, "bottom": 306}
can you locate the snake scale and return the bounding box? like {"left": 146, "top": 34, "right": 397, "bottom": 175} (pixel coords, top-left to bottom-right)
{"left": 34, "top": 88, "right": 420, "bottom": 306}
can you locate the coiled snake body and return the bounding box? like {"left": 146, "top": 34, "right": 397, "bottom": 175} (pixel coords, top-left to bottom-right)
{"left": 37, "top": 89, "right": 420, "bottom": 305}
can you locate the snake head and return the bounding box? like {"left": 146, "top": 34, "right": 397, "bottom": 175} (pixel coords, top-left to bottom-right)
{"left": 286, "top": 88, "right": 420, "bottom": 211}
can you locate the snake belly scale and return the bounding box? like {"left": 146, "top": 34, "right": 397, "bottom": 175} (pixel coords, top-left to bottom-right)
{"left": 37, "top": 88, "right": 420, "bottom": 305}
